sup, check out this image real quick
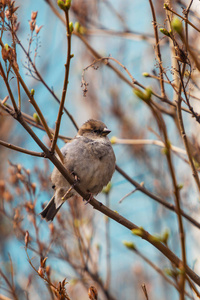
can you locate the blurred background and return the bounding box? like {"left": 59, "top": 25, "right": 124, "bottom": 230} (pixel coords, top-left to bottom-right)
{"left": 1, "top": 0, "right": 200, "bottom": 299}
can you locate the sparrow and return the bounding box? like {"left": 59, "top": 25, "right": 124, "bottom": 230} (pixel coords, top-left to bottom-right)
{"left": 40, "top": 119, "right": 116, "bottom": 221}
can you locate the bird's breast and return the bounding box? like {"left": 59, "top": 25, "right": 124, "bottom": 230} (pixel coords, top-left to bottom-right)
{"left": 63, "top": 137, "right": 115, "bottom": 194}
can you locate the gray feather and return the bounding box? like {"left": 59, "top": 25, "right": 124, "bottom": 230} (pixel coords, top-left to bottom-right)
{"left": 40, "top": 196, "right": 63, "bottom": 221}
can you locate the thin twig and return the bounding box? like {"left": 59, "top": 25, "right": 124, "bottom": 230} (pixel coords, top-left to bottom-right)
{"left": 113, "top": 138, "right": 186, "bottom": 154}
{"left": 0, "top": 63, "right": 18, "bottom": 112}
{"left": 0, "top": 139, "right": 44, "bottom": 157}
{"left": 186, "top": 275, "right": 200, "bottom": 299}
{"left": 119, "top": 183, "right": 144, "bottom": 204}
{"left": 105, "top": 194, "right": 111, "bottom": 290}
{"left": 86, "top": 28, "right": 155, "bottom": 43}
{"left": 141, "top": 284, "right": 149, "bottom": 300}
{"left": 149, "top": 0, "right": 166, "bottom": 98}
{"left": 50, "top": 10, "right": 72, "bottom": 153}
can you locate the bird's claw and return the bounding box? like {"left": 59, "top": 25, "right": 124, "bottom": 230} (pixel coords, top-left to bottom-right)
{"left": 83, "top": 192, "right": 93, "bottom": 205}
{"left": 70, "top": 171, "right": 80, "bottom": 183}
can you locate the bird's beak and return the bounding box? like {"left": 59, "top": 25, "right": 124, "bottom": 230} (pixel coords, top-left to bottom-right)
{"left": 102, "top": 128, "right": 111, "bottom": 136}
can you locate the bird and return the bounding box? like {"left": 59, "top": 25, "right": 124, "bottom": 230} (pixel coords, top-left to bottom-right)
{"left": 40, "top": 119, "right": 116, "bottom": 221}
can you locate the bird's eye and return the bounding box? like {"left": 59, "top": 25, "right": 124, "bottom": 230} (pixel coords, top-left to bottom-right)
{"left": 93, "top": 129, "right": 101, "bottom": 134}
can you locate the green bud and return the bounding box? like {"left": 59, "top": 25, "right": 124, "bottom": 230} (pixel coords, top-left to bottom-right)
{"left": 160, "top": 28, "right": 170, "bottom": 37}
{"left": 133, "top": 88, "right": 146, "bottom": 100}
{"left": 4, "top": 43, "right": 9, "bottom": 51}
{"left": 110, "top": 136, "right": 117, "bottom": 144}
{"left": 74, "top": 22, "right": 80, "bottom": 32}
{"left": 177, "top": 183, "right": 184, "bottom": 190}
{"left": 69, "top": 21, "right": 74, "bottom": 33}
{"left": 123, "top": 241, "right": 136, "bottom": 250}
{"left": 33, "top": 113, "right": 40, "bottom": 124}
{"left": 102, "top": 182, "right": 112, "bottom": 194}
{"left": 74, "top": 21, "right": 86, "bottom": 35}
{"left": 164, "top": 267, "right": 181, "bottom": 278}
{"left": 70, "top": 54, "right": 74, "bottom": 58}
{"left": 145, "top": 87, "right": 152, "bottom": 100}
{"left": 65, "top": 0, "right": 71, "bottom": 9}
{"left": 164, "top": 268, "right": 174, "bottom": 277}
{"left": 149, "top": 234, "right": 162, "bottom": 243}
{"left": 79, "top": 25, "right": 86, "bottom": 35}
{"left": 171, "top": 17, "right": 183, "bottom": 35}
{"left": 166, "top": 139, "right": 171, "bottom": 148}
{"left": 179, "top": 267, "right": 185, "bottom": 275}
{"left": 142, "top": 72, "right": 149, "bottom": 77}
{"left": 57, "top": 0, "right": 71, "bottom": 11}
{"left": 163, "top": 3, "right": 169, "bottom": 9}
{"left": 131, "top": 227, "right": 144, "bottom": 237}
{"left": 193, "top": 159, "right": 200, "bottom": 169}
{"left": 133, "top": 87, "right": 152, "bottom": 101}
{"left": 161, "top": 147, "right": 168, "bottom": 155}
{"left": 162, "top": 229, "right": 170, "bottom": 244}
{"left": 2, "top": 44, "right": 10, "bottom": 60}
{"left": 149, "top": 229, "right": 170, "bottom": 245}
{"left": 30, "top": 89, "right": 35, "bottom": 96}
{"left": 57, "top": 0, "right": 66, "bottom": 10}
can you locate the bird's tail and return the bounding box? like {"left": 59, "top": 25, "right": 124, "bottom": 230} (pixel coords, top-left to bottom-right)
{"left": 40, "top": 196, "right": 63, "bottom": 221}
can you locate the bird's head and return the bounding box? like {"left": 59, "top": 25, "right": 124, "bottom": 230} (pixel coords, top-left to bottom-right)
{"left": 77, "top": 119, "right": 111, "bottom": 139}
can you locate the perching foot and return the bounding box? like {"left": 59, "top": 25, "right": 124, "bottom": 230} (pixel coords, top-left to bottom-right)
{"left": 83, "top": 192, "right": 93, "bottom": 205}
